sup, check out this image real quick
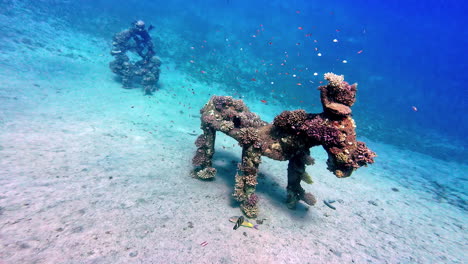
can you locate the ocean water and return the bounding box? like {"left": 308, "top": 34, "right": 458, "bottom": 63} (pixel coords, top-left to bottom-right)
{"left": 0, "top": 0, "right": 466, "bottom": 263}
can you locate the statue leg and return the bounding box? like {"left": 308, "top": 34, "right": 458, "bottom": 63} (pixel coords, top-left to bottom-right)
{"left": 142, "top": 72, "right": 156, "bottom": 95}
{"left": 286, "top": 152, "right": 317, "bottom": 209}
{"left": 234, "top": 146, "right": 261, "bottom": 218}
{"left": 192, "top": 127, "right": 217, "bottom": 179}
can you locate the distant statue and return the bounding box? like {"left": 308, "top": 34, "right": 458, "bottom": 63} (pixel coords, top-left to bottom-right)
{"left": 109, "top": 20, "right": 161, "bottom": 95}
{"left": 191, "top": 73, "right": 376, "bottom": 218}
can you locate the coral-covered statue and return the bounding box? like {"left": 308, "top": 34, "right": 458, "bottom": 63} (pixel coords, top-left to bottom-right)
{"left": 192, "top": 73, "right": 376, "bottom": 218}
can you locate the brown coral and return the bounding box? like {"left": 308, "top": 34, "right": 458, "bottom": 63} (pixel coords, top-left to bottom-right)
{"left": 241, "top": 203, "right": 258, "bottom": 218}
{"left": 273, "top": 110, "right": 307, "bottom": 131}
{"left": 196, "top": 167, "right": 217, "bottom": 179}
{"left": 243, "top": 175, "right": 258, "bottom": 186}
{"left": 238, "top": 127, "right": 259, "bottom": 146}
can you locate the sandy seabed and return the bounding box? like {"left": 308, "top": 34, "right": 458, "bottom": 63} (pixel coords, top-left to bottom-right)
{"left": 0, "top": 28, "right": 467, "bottom": 264}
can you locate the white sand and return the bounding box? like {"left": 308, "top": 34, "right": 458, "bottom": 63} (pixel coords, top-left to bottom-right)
{"left": 0, "top": 14, "right": 467, "bottom": 264}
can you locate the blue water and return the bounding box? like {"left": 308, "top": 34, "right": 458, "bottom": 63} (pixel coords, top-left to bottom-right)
{"left": 0, "top": 0, "right": 466, "bottom": 263}
{"left": 14, "top": 0, "right": 464, "bottom": 161}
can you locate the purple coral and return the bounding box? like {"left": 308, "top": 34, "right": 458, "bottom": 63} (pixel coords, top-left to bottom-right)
{"left": 192, "top": 149, "right": 207, "bottom": 166}
{"left": 213, "top": 95, "right": 233, "bottom": 110}
{"left": 300, "top": 117, "right": 341, "bottom": 146}
{"left": 195, "top": 135, "right": 206, "bottom": 148}
{"left": 246, "top": 193, "right": 259, "bottom": 207}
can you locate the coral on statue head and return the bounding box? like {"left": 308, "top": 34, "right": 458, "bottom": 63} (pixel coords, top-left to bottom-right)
{"left": 320, "top": 73, "right": 357, "bottom": 117}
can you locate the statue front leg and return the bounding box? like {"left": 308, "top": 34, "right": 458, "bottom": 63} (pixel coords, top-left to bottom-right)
{"left": 234, "top": 146, "right": 261, "bottom": 218}
{"left": 286, "top": 152, "right": 317, "bottom": 209}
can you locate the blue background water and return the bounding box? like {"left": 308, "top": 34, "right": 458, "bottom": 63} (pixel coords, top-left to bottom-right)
{"left": 2, "top": 0, "right": 467, "bottom": 162}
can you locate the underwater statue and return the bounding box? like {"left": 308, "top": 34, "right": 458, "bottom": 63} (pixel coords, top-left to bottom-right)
{"left": 109, "top": 20, "right": 161, "bottom": 95}
{"left": 192, "top": 73, "right": 376, "bottom": 218}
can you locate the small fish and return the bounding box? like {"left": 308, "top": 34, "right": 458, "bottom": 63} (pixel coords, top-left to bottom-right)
{"left": 230, "top": 216, "right": 258, "bottom": 229}
{"left": 412, "top": 106, "right": 418, "bottom": 112}
{"left": 251, "top": 78, "right": 257, "bottom": 81}
{"left": 233, "top": 216, "right": 244, "bottom": 230}
{"left": 298, "top": 26, "right": 303, "bottom": 30}
{"left": 200, "top": 70, "right": 206, "bottom": 74}
{"left": 357, "top": 50, "right": 363, "bottom": 54}
{"left": 200, "top": 241, "right": 208, "bottom": 247}
{"left": 296, "top": 83, "right": 302, "bottom": 86}
{"left": 260, "top": 100, "right": 267, "bottom": 103}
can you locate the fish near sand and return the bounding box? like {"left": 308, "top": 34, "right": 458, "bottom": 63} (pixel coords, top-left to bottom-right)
{"left": 230, "top": 216, "right": 258, "bottom": 229}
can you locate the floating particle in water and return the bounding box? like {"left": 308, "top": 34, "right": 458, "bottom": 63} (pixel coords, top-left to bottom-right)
{"left": 317, "top": 53, "right": 322, "bottom": 56}
{"left": 271, "top": 81, "right": 274, "bottom": 84}
{"left": 292, "top": 74, "right": 296, "bottom": 77}
{"left": 412, "top": 106, "right": 418, "bottom": 112}
{"left": 342, "top": 60, "right": 348, "bottom": 63}
{"left": 190, "top": 46, "right": 195, "bottom": 50}
{"left": 298, "top": 26, "right": 303, "bottom": 30}
{"left": 240, "top": 48, "right": 243, "bottom": 51}
{"left": 225, "top": 38, "right": 229, "bottom": 42}
{"left": 333, "top": 39, "right": 338, "bottom": 43}
{"left": 313, "top": 72, "right": 318, "bottom": 76}
{"left": 252, "top": 35, "right": 256, "bottom": 38}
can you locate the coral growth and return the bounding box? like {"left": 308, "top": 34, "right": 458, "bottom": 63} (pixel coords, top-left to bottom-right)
{"left": 239, "top": 127, "right": 260, "bottom": 147}
{"left": 324, "top": 72, "right": 344, "bottom": 87}
{"left": 241, "top": 203, "right": 258, "bottom": 218}
{"left": 196, "top": 167, "right": 217, "bottom": 179}
{"left": 273, "top": 110, "right": 308, "bottom": 131}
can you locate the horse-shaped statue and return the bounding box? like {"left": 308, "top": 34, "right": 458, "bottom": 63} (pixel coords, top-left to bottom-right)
{"left": 192, "top": 73, "right": 376, "bottom": 218}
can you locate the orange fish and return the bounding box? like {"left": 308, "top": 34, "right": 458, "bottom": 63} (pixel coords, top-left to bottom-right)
{"left": 260, "top": 100, "right": 267, "bottom": 103}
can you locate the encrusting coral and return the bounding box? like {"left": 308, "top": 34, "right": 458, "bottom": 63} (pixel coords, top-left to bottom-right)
{"left": 192, "top": 73, "right": 376, "bottom": 218}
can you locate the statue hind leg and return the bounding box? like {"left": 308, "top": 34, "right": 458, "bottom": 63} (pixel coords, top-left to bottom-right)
{"left": 192, "top": 127, "right": 217, "bottom": 179}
